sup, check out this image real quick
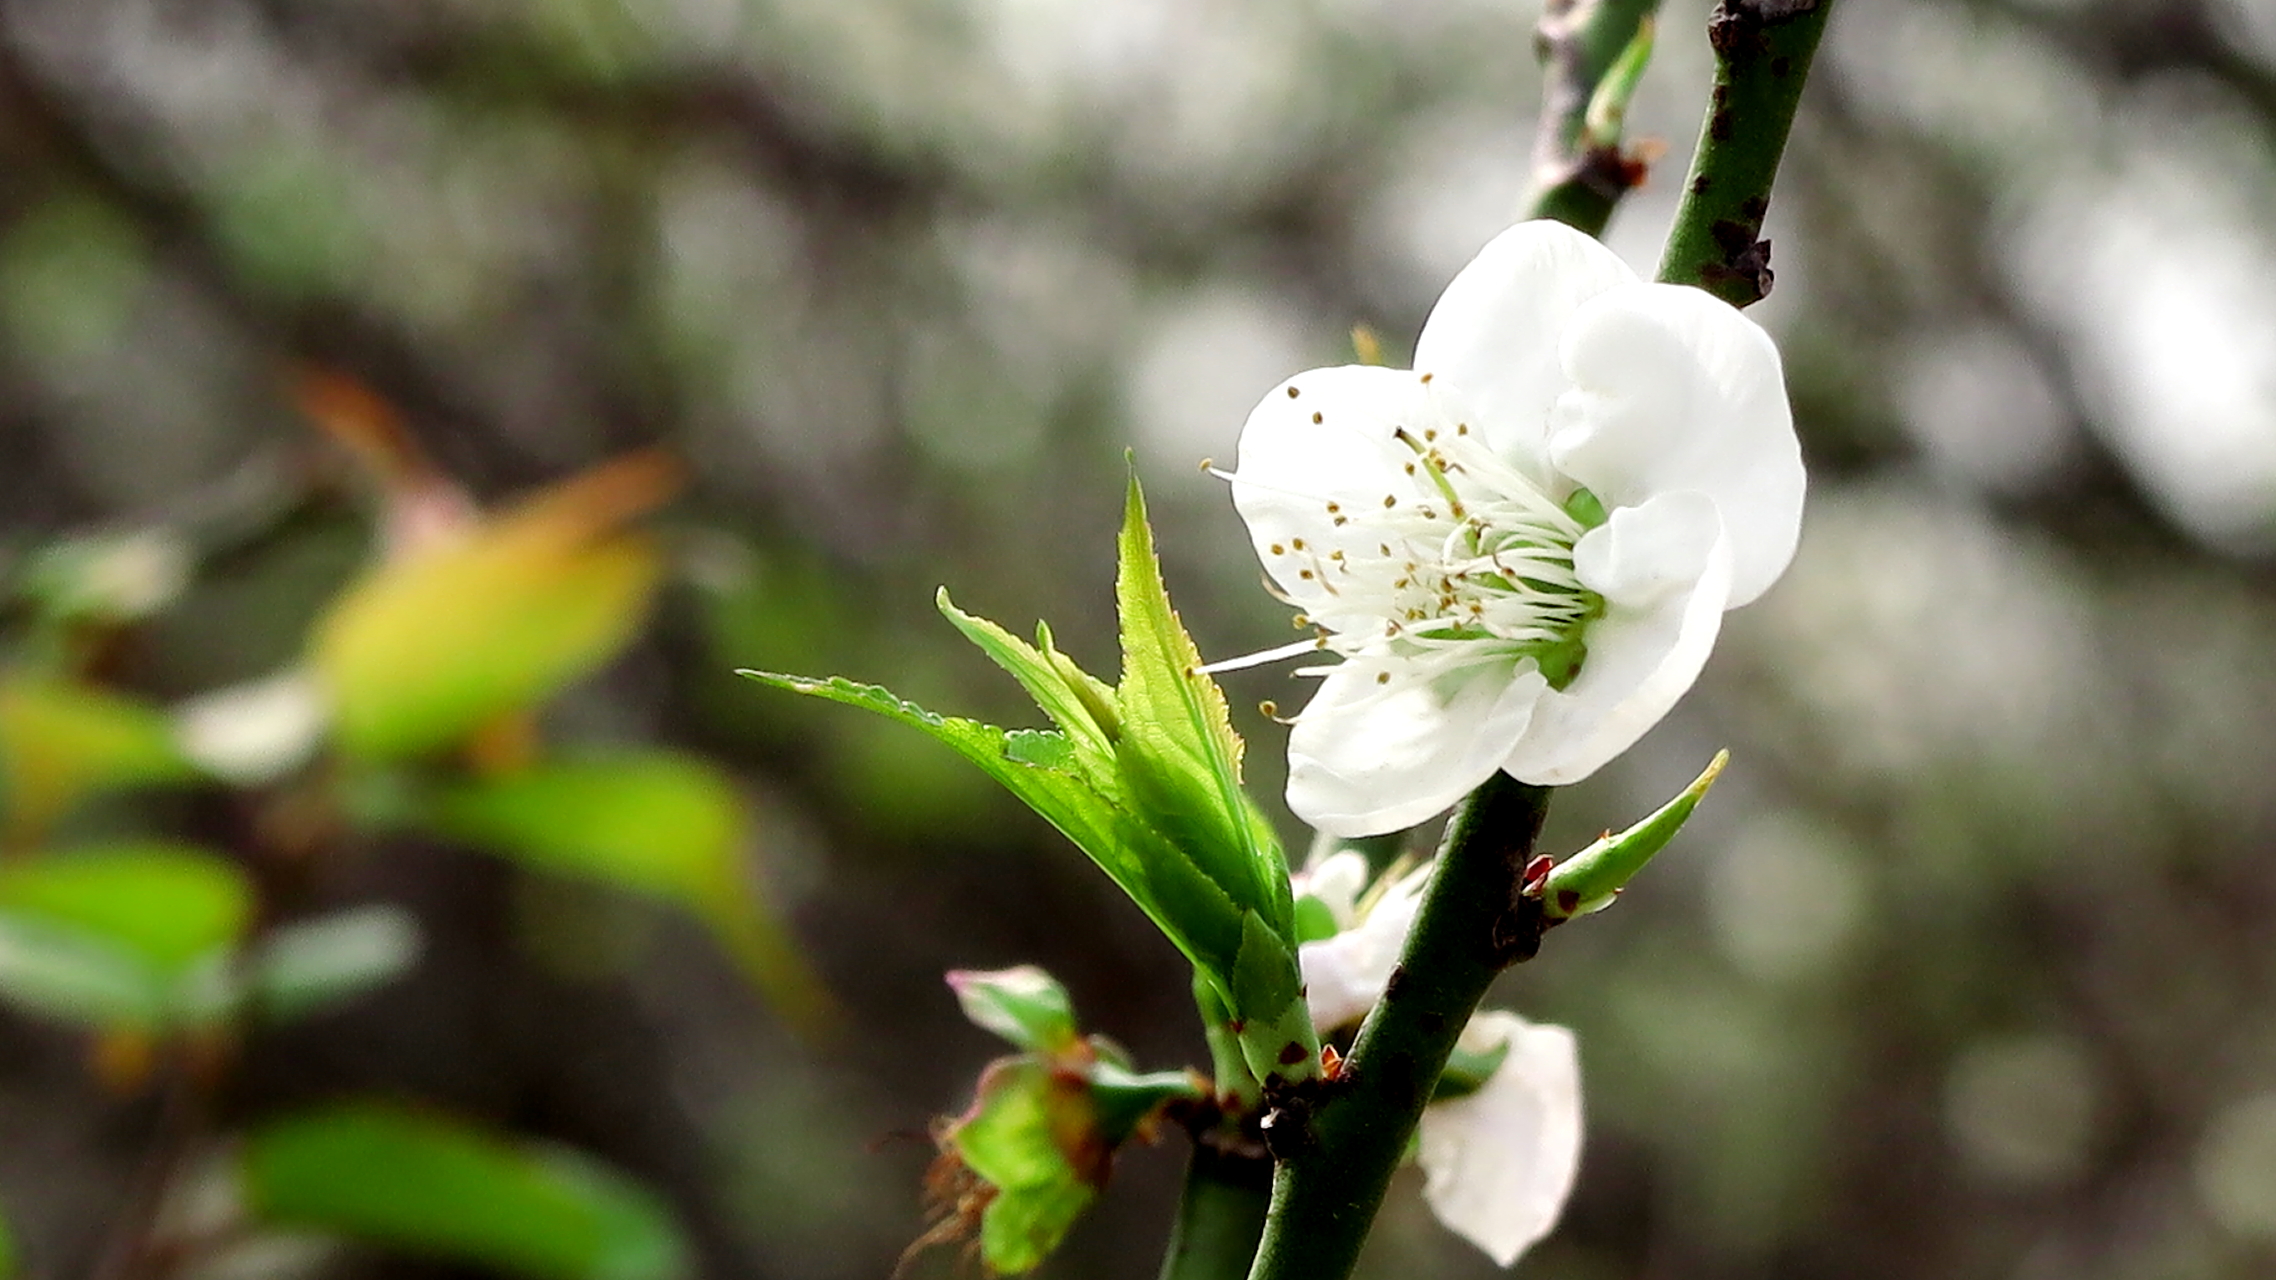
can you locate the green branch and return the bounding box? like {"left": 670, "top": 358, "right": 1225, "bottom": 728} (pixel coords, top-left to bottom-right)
{"left": 1242, "top": 776, "right": 1553, "bottom": 1280}
{"left": 1656, "top": 0, "right": 1839, "bottom": 304}
{"left": 1158, "top": 1135, "right": 1275, "bottom": 1280}
{"left": 1525, "top": 0, "right": 1663, "bottom": 236}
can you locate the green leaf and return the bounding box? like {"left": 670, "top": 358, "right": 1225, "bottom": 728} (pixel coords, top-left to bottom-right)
{"left": 1003, "top": 730, "right": 1074, "bottom": 770}
{"left": 421, "top": 754, "right": 826, "bottom": 1027}
{"left": 950, "top": 1060, "right": 1098, "bottom": 1275}
{"left": 1433, "top": 1035, "right": 1513, "bottom": 1103}
{"left": 0, "top": 843, "right": 252, "bottom": 1030}
{"left": 242, "top": 1104, "right": 688, "bottom": 1280}
{"left": 1293, "top": 894, "right": 1341, "bottom": 945}
{"left": 737, "top": 672, "right": 1166, "bottom": 936}
{"left": 947, "top": 965, "right": 1078, "bottom": 1054}
{"left": 1230, "top": 910, "right": 1300, "bottom": 1023}
{"left": 937, "top": 591, "right": 1117, "bottom": 781}
{"left": 1109, "top": 474, "right": 1288, "bottom": 934}
{"left": 251, "top": 905, "right": 421, "bottom": 1022}
{"left": 0, "top": 677, "right": 196, "bottom": 843}
{"left": 1086, "top": 1061, "right": 1205, "bottom": 1145}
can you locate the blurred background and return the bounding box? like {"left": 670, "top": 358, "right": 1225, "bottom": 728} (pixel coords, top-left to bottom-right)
{"left": 2, "top": 0, "right": 2275, "bottom": 1277}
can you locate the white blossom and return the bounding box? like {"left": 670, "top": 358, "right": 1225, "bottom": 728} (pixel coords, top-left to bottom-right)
{"left": 1416, "top": 1012, "right": 1583, "bottom": 1268}
{"left": 1291, "top": 855, "right": 1583, "bottom": 1268}
{"left": 1218, "top": 220, "right": 1804, "bottom": 836}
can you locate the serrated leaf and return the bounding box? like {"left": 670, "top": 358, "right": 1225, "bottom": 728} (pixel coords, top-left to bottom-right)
{"left": 421, "top": 754, "right": 826, "bottom": 1027}
{"left": 0, "top": 843, "right": 253, "bottom": 1030}
{"left": 242, "top": 1104, "right": 688, "bottom": 1280}
{"left": 741, "top": 671, "right": 1131, "bottom": 892}
{"left": 0, "top": 676, "right": 196, "bottom": 843}
{"left": 741, "top": 671, "right": 1243, "bottom": 999}
{"left": 937, "top": 592, "right": 1116, "bottom": 782}
{"left": 1003, "top": 730, "right": 1074, "bottom": 770}
{"left": 1110, "top": 475, "right": 1287, "bottom": 933}
{"left": 251, "top": 905, "right": 421, "bottom": 1023}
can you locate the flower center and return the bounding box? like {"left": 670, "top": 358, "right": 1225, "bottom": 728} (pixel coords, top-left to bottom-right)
{"left": 1301, "top": 421, "right": 1603, "bottom": 689}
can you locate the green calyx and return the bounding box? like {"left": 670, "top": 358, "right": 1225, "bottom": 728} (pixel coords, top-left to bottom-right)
{"left": 1537, "top": 749, "right": 1729, "bottom": 920}
{"left": 936, "top": 969, "right": 1205, "bottom": 1274}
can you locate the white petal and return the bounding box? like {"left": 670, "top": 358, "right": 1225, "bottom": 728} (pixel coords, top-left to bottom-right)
{"left": 1229, "top": 365, "right": 1438, "bottom": 631}
{"left": 1287, "top": 659, "right": 1548, "bottom": 838}
{"left": 1502, "top": 492, "right": 1734, "bottom": 785}
{"left": 174, "top": 669, "right": 331, "bottom": 785}
{"left": 1414, "top": 222, "right": 1640, "bottom": 477}
{"left": 1418, "top": 1011, "right": 1584, "bottom": 1268}
{"left": 1298, "top": 865, "right": 1427, "bottom": 1031}
{"left": 1293, "top": 849, "right": 1372, "bottom": 929}
{"left": 1546, "top": 282, "right": 1804, "bottom": 606}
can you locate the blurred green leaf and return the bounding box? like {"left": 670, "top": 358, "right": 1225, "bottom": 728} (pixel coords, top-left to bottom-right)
{"left": 311, "top": 455, "right": 675, "bottom": 762}
{"left": 0, "top": 911, "right": 164, "bottom": 1027}
{"left": 10, "top": 530, "right": 189, "bottom": 628}
{"left": 0, "top": 194, "right": 148, "bottom": 364}
{"left": 0, "top": 843, "right": 252, "bottom": 1030}
{"left": 241, "top": 1104, "right": 688, "bottom": 1280}
{"left": 423, "top": 754, "right": 827, "bottom": 1027}
{"left": 251, "top": 905, "right": 422, "bottom": 1023}
{"left": 0, "top": 676, "right": 197, "bottom": 844}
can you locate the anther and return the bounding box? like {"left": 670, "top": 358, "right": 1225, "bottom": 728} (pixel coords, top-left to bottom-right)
{"left": 1286, "top": 385, "right": 1301, "bottom": 398}
{"left": 1376, "top": 671, "right": 1390, "bottom": 684}
{"left": 1311, "top": 412, "right": 1323, "bottom": 424}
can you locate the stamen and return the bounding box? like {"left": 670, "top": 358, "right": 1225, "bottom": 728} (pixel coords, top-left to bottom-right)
{"left": 1197, "top": 636, "right": 1330, "bottom": 675}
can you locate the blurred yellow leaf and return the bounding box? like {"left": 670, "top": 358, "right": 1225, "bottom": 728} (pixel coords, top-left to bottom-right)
{"left": 310, "top": 453, "right": 679, "bottom": 762}
{"left": 0, "top": 676, "right": 196, "bottom": 845}
{"left": 423, "top": 752, "right": 832, "bottom": 1030}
